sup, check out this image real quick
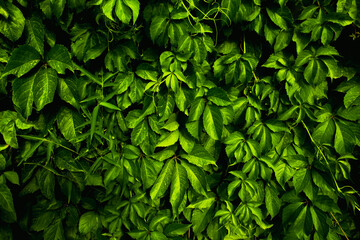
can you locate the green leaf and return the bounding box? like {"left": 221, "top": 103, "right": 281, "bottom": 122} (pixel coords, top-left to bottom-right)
{"left": 313, "top": 119, "right": 335, "bottom": 144}
{"left": 37, "top": 169, "right": 55, "bottom": 199}
{"left": 158, "top": 92, "right": 175, "bottom": 121}
{"left": 12, "top": 75, "right": 35, "bottom": 118}
{"left": 344, "top": 85, "right": 360, "bottom": 108}
{"left": 170, "top": 163, "right": 188, "bottom": 215}
{"left": 57, "top": 107, "right": 83, "bottom": 141}
{"left": 115, "top": 0, "right": 132, "bottom": 24}
{"left": 44, "top": 220, "right": 65, "bottom": 240}
{"left": 0, "top": 184, "right": 17, "bottom": 223}
{"left": 334, "top": 121, "right": 355, "bottom": 155}
{"left": 150, "top": 16, "right": 168, "bottom": 43}
{"left": 102, "top": 0, "right": 116, "bottom": 21}
{"left": 50, "top": 0, "right": 66, "bottom": 18}
{"left": 192, "top": 204, "right": 215, "bottom": 234}
{"left": 274, "top": 162, "right": 295, "bottom": 188}
{"left": 78, "top": 211, "right": 100, "bottom": 234}
{"left": 189, "top": 98, "right": 205, "bottom": 122}
{"left": 2, "top": 45, "right": 41, "bottom": 78}
{"left": 303, "top": 59, "right": 327, "bottom": 85}
{"left": 141, "top": 157, "right": 163, "bottom": 189}
{"left": 156, "top": 130, "right": 179, "bottom": 147}
{"left": 183, "top": 144, "right": 217, "bottom": 167}
{"left": 265, "top": 185, "right": 281, "bottom": 219}
{"left": 26, "top": 15, "right": 45, "bottom": 56}
{"left": 47, "top": 45, "right": 73, "bottom": 74}
{"left": 182, "top": 161, "right": 207, "bottom": 196}
{"left": 293, "top": 169, "right": 311, "bottom": 194}
{"left": 131, "top": 120, "right": 149, "bottom": 146}
{"left": 33, "top": 68, "right": 58, "bottom": 111}
{"left": 0, "top": 111, "right": 18, "bottom": 148}
{"left": 266, "top": 8, "right": 288, "bottom": 30}
{"left": 58, "top": 78, "right": 80, "bottom": 110}
{"left": 274, "top": 30, "right": 291, "bottom": 52}
{"left": 207, "top": 87, "right": 231, "bottom": 106}
{"left": 150, "top": 158, "right": 175, "bottom": 200}
{"left": 123, "top": 0, "right": 140, "bottom": 24}
{"left": 164, "top": 223, "right": 192, "bottom": 237}
{"left": 4, "top": 171, "right": 19, "bottom": 185}
{"left": 0, "top": 2, "right": 25, "bottom": 41}
{"left": 203, "top": 104, "right": 223, "bottom": 140}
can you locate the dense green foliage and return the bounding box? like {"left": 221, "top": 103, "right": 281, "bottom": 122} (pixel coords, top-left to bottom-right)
{"left": 0, "top": 0, "right": 360, "bottom": 239}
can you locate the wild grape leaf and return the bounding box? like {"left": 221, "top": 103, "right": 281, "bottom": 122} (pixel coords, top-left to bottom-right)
{"left": 203, "top": 104, "right": 223, "bottom": 140}
{"left": 150, "top": 158, "right": 175, "bottom": 200}
{"left": 47, "top": 45, "right": 73, "bottom": 74}
{"left": 2, "top": 45, "right": 41, "bottom": 78}
{"left": 0, "top": 2, "right": 25, "bottom": 42}
{"left": 0, "top": 184, "right": 17, "bottom": 223}
{"left": 33, "top": 68, "right": 58, "bottom": 111}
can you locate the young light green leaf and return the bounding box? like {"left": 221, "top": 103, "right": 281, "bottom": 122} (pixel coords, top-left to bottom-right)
{"left": 150, "top": 158, "right": 175, "bottom": 200}
{"left": 312, "top": 119, "right": 335, "bottom": 144}
{"left": 33, "top": 68, "right": 58, "bottom": 111}
{"left": 150, "top": 16, "right": 168, "bottom": 43}
{"left": 3, "top": 45, "right": 41, "bottom": 78}
{"left": 203, "top": 104, "right": 223, "bottom": 140}
{"left": 115, "top": 0, "right": 132, "bottom": 24}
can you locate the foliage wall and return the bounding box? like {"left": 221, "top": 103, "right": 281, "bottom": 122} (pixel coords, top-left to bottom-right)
{"left": 0, "top": 0, "right": 360, "bottom": 239}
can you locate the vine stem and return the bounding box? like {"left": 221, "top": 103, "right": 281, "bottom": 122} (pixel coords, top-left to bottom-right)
{"left": 330, "top": 212, "right": 350, "bottom": 240}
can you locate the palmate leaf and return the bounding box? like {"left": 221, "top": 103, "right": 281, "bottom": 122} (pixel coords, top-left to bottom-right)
{"left": 141, "top": 157, "right": 163, "bottom": 189}
{"left": 182, "top": 144, "right": 217, "bottom": 167}
{"left": 2, "top": 45, "right": 41, "bottom": 78}
{"left": 33, "top": 68, "right": 58, "bottom": 111}
{"left": 334, "top": 121, "right": 355, "bottom": 155}
{"left": 78, "top": 211, "right": 100, "bottom": 234}
{"left": 150, "top": 158, "right": 175, "bottom": 200}
{"left": 182, "top": 161, "right": 207, "bottom": 196}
